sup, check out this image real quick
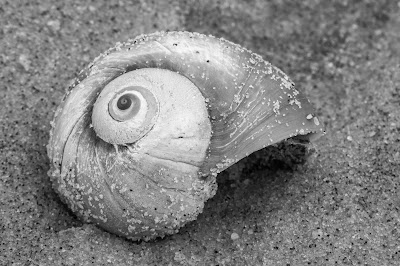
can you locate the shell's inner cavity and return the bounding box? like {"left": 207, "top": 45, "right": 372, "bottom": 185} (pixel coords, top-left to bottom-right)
{"left": 109, "top": 87, "right": 142, "bottom": 122}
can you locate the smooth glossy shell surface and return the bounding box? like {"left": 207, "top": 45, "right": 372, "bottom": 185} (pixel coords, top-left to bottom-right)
{"left": 47, "top": 31, "right": 324, "bottom": 240}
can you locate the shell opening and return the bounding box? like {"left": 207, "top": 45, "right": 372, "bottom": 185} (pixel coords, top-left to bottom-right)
{"left": 109, "top": 87, "right": 142, "bottom": 122}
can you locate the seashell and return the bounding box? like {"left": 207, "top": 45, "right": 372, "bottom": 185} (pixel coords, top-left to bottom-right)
{"left": 47, "top": 31, "right": 324, "bottom": 241}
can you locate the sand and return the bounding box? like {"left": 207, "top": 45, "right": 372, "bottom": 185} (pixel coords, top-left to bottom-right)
{"left": 1, "top": 0, "right": 399, "bottom": 265}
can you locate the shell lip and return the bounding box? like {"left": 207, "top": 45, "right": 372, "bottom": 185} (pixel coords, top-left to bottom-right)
{"left": 290, "top": 130, "right": 325, "bottom": 143}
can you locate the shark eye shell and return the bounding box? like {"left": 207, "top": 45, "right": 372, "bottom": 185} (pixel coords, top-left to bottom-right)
{"left": 47, "top": 31, "right": 325, "bottom": 241}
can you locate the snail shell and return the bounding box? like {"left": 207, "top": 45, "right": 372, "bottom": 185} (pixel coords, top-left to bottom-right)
{"left": 47, "top": 31, "right": 324, "bottom": 241}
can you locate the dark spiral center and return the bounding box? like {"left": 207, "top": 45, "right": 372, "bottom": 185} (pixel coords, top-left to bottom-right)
{"left": 117, "top": 95, "right": 132, "bottom": 110}
{"left": 109, "top": 90, "right": 142, "bottom": 122}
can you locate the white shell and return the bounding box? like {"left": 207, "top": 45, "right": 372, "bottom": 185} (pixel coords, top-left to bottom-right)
{"left": 47, "top": 31, "right": 325, "bottom": 241}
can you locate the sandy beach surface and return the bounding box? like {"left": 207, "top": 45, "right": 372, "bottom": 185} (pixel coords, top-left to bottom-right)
{"left": 1, "top": 0, "right": 400, "bottom": 265}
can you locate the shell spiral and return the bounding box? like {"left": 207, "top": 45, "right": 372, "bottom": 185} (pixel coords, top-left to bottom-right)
{"left": 47, "top": 31, "right": 324, "bottom": 241}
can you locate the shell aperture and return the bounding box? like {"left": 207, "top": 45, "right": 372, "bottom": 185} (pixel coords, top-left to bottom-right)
{"left": 47, "top": 31, "right": 325, "bottom": 241}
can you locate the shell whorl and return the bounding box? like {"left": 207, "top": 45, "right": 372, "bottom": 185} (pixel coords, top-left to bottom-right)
{"left": 47, "top": 31, "right": 324, "bottom": 240}
{"left": 92, "top": 75, "right": 159, "bottom": 144}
